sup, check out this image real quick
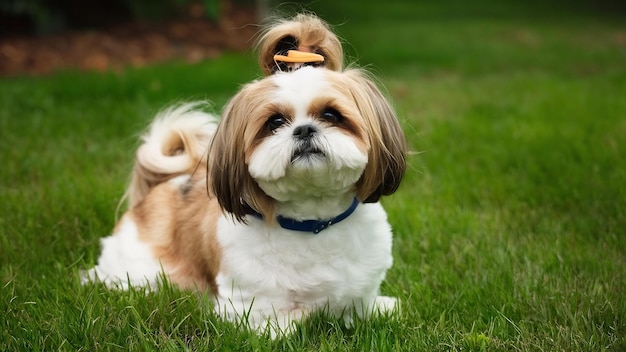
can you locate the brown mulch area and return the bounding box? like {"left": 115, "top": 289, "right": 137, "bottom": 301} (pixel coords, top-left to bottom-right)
{"left": 0, "top": 5, "right": 259, "bottom": 77}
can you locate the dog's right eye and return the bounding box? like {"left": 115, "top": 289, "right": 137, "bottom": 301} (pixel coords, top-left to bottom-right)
{"left": 266, "top": 114, "right": 287, "bottom": 131}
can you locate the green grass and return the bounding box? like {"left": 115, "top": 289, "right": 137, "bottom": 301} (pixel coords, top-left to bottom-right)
{"left": 2, "top": 0, "right": 625, "bottom": 350}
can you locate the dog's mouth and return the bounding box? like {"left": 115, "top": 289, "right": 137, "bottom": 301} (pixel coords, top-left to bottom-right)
{"left": 291, "top": 145, "right": 325, "bottom": 162}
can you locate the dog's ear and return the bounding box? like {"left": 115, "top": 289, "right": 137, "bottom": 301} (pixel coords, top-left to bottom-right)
{"left": 343, "top": 69, "right": 407, "bottom": 203}
{"left": 256, "top": 13, "right": 343, "bottom": 75}
{"left": 208, "top": 83, "right": 275, "bottom": 222}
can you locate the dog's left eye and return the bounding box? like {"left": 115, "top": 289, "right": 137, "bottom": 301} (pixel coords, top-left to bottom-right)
{"left": 321, "top": 108, "right": 343, "bottom": 124}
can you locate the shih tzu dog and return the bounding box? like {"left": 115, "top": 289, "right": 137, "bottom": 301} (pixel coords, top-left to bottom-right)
{"left": 83, "top": 13, "right": 407, "bottom": 335}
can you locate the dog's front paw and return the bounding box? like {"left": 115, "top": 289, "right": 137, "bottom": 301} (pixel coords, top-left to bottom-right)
{"left": 255, "top": 306, "right": 311, "bottom": 339}
{"left": 80, "top": 266, "right": 130, "bottom": 289}
{"left": 374, "top": 296, "right": 399, "bottom": 314}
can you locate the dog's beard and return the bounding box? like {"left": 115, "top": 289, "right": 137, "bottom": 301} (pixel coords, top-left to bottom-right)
{"left": 291, "top": 139, "right": 325, "bottom": 162}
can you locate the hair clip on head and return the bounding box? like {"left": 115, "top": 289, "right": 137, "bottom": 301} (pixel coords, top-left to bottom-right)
{"left": 273, "top": 50, "right": 325, "bottom": 72}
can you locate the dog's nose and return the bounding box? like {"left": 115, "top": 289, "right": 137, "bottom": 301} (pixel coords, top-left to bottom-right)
{"left": 293, "top": 124, "right": 317, "bottom": 140}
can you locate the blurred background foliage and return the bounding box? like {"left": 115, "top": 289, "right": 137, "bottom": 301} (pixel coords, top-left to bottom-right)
{"left": 2, "top": 0, "right": 625, "bottom": 38}
{"left": 0, "top": 0, "right": 260, "bottom": 36}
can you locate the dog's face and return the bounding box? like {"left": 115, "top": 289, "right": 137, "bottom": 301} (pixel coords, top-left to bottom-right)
{"left": 209, "top": 67, "right": 406, "bottom": 221}
{"left": 247, "top": 68, "right": 371, "bottom": 204}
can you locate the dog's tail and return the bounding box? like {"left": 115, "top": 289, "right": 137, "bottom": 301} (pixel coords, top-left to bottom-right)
{"left": 124, "top": 102, "right": 218, "bottom": 209}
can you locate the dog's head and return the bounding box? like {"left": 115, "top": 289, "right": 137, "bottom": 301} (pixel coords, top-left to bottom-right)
{"left": 209, "top": 67, "right": 406, "bottom": 222}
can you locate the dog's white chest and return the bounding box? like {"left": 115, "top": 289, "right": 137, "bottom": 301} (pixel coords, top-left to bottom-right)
{"left": 213, "top": 203, "right": 393, "bottom": 324}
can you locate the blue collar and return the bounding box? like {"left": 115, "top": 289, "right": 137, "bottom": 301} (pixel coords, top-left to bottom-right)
{"left": 249, "top": 198, "right": 360, "bottom": 234}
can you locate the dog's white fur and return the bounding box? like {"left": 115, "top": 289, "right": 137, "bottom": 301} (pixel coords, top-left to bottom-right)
{"left": 84, "top": 65, "right": 406, "bottom": 335}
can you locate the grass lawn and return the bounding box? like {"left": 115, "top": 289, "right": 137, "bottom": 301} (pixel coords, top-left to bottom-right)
{"left": 2, "top": 0, "right": 625, "bottom": 350}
